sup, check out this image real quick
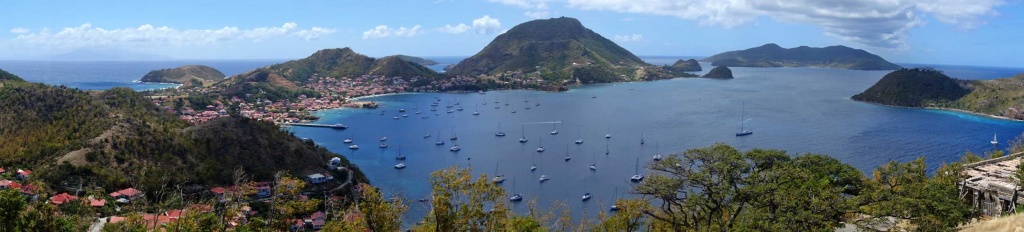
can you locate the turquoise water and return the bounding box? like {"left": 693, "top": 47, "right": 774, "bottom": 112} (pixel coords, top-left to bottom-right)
{"left": 288, "top": 62, "right": 1024, "bottom": 224}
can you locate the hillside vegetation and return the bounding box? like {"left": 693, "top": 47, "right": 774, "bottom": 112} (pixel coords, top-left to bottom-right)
{"left": 852, "top": 68, "right": 971, "bottom": 107}
{"left": 0, "top": 73, "right": 365, "bottom": 194}
{"left": 448, "top": 17, "right": 692, "bottom": 85}
{"left": 703, "top": 43, "right": 902, "bottom": 70}
{"left": 140, "top": 65, "right": 225, "bottom": 87}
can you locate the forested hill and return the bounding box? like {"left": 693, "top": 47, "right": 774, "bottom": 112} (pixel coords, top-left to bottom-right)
{"left": 0, "top": 74, "right": 366, "bottom": 193}
{"left": 448, "top": 17, "right": 691, "bottom": 84}
{"left": 703, "top": 43, "right": 902, "bottom": 70}
{"left": 852, "top": 68, "right": 970, "bottom": 107}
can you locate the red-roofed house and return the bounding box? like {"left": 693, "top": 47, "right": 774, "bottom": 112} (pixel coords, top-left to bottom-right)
{"left": 108, "top": 216, "right": 127, "bottom": 224}
{"left": 50, "top": 193, "right": 79, "bottom": 205}
{"left": 0, "top": 180, "right": 13, "bottom": 190}
{"left": 16, "top": 169, "right": 31, "bottom": 180}
{"left": 89, "top": 197, "right": 106, "bottom": 207}
{"left": 110, "top": 188, "right": 144, "bottom": 201}
{"left": 166, "top": 210, "right": 183, "bottom": 221}
{"left": 0, "top": 167, "right": 5, "bottom": 174}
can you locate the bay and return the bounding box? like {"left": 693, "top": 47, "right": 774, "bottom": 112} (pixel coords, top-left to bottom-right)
{"left": 289, "top": 62, "right": 1024, "bottom": 224}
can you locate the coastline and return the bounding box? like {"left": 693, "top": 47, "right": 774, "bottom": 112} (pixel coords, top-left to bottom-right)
{"left": 852, "top": 99, "right": 1024, "bottom": 123}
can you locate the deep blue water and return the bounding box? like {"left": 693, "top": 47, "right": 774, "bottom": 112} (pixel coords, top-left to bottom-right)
{"left": 288, "top": 61, "right": 1024, "bottom": 224}
{"left": 0, "top": 60, "right": 285, "bottom": 91}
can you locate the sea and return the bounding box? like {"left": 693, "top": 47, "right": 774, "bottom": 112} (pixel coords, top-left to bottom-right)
{"left": 4, "top": 57, "right": 1024, "bottom": 225}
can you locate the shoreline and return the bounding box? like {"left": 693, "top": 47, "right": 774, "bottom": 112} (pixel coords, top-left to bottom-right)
{"left": 852, "top": 99, "right": 1024, "bottom": 123}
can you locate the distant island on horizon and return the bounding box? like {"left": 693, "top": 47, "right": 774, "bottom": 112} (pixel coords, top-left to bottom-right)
{"left": 702, "top": 43, "right": 902, "bottom": 70}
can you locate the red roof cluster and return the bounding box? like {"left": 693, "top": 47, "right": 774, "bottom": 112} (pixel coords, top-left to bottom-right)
{"left": 50, "top": 193, "right": 79, "bottom": 205}
{"left": 110, "top": 188, "right": 143, "bottom": 198}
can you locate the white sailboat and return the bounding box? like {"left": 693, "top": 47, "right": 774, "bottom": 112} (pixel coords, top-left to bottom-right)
{"left": 492, "top": 162, "right": 505, "bottom": 184}
{"left": 630, "top": 157, "right": 644, "bottom": 182}
{"left": 652, "top": 142, "right": 662, "bottom": 161}
{"left": 581, "top": 181, "right": 591, "bottom": 201}
{"left": 550, "top": 123, "right": 558, "bottom": 135}
{"left": 509, "top": 179, "right": 523, "bottom": 202}
{"left": 589, "top": 149, "right": 597, "bottom": 171}
{"left": 519, "top": 125, "right": 528, "bottom": 143}
{"left": 736, "top": 103, "right": 753, "bottom": 136}
{"left": 536, "top": 137, "right": 545, "bottom": 152}
{"left": 575, "top": 127, "right": 584, "bottom": 144}
{"left": 435, "top": 131, "right": 445, "bottom": 145}
{"left": 395, "top": 146, "right": 406, "bottom": 160}
{"left": 610, "top": 187, "right": 620, "bottom": 211}
{"left": 564, "top": 144, "right": 571, "bottom": 161}
{"left": 531, "top": 152, "right": 538, "bottom": 171}
{"left": 495, "top": 122, "right": 506, "bottom": 137}
{"left": 991, "top": 133, "right": 999, "bottom": 145}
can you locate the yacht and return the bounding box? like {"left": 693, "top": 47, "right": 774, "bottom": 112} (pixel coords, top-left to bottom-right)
{"left": 509, "top": 193, "right": 523, "bottom": 202}
{"left": 394, "top": 163, "right": 406, "bottom": 169}
{"left": 492, "top": 175, "right": 505, "bottom": 184}
{"left": 495, "top": 123, "right": 506, "bottom": 137}
{"left": 379, "top": 143, "right": 388, "bottom": 148}
{"left": 582, "top": 193, "right": 591, "bottom": 201}
{"left": 653, "top": 154, "right": 662, "bottom": 161}
{"left": 539, "top": 175, "right": 549, "bottom": 182}
{"left": 630, "top": 157, "right": 644, "bottom": 182}
{"left": 575, "top": 128, "right": 583, "bottom": 144}
{"left": 435, "top": 132, "right": 445, "bottom": 145}
{"left": 331, "top": 123, "right": 348, "bottom": 129}
{"left": 343, "top": 138, "right": 353, "bottom": 143}
{"left": 449, "top": 145, "right": 461, "bottom": 152}
{"left": 393, "top": 116, "right": 400, "bottom": 119}
{"left": 402, "top": 114, "right": 408, "bottom": 117}
{"left": 398, "top": 109, "right": 406, "bottom": 112}
{"left": 736, "top": 103, "right": 753, "bottom": 136}
{"left": 380, "top": 136, "right": 387, "bottom": 141}
{"left": 457, "top": 107, "right": 464, "bottom": 111}
{"left": 348, "top": 145, "right": 359, "bottom": 150}
{"left": 519, "top": 125, "right": 528, "bottom": 143}
{"left": 536, "top": 138, "right": 545, "bottom": 152}
{"left": 473, "top": 111, "right": 480, "bottom": 115}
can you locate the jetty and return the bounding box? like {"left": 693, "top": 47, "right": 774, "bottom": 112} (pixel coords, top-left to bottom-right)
{"left": 284, "top": 123, "right": 348, "bottom": 129}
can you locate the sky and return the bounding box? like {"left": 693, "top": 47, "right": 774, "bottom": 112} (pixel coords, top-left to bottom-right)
{"left": 1, "top": 0, "right": 1022, "bottom": 67}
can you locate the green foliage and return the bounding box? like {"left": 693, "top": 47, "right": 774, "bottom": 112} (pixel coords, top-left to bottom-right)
{"left": 140, "top": 65, "right": 225, "bottom": 85}
{"left": 857, "top": 158, "right": 975, "bottom": 231}
{"left": 0, "top": 189, "right": 86, "bottom": 232}
{"left": 448, "top": 17, "right": 672, "bottom": 82}
{"left": 703, "top": 43, "right": 902, "bottom": 70}
{"left": 703, "top": 66, "right": 734, "bottom": 79}
{"left": 944, "top": 74, "right": 1024, "bottom": 120}
{"left": 0, "top": 68, "right": 25, "bottom": 82}
{"left": 852, "top": 68, "right": 971, "bottom": 107}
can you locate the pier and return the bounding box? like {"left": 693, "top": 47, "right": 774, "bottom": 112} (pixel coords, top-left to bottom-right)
{"left": 284, "top": 123, "right": 348, "bottom": 129}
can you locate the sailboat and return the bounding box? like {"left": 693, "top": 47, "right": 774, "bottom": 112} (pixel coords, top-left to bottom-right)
{"left": 511, "top": 104, "right": 517, "bottom": 114}
{"left": 519, "top": 125, "right": 528, "bottom": 143}
{"left": 640, "top": 131, "right": 645, "bottom": 145}
{"left": 395, "top": 146, "right": 406, "bottom": 160}
{"left": 581, "top": 180, "right": 591, "bottom": 201}
{"left": 450, "top": 130, "right": 458, "bottom": 141}
{"left": 589, "top": 149, "right": 597, "bottom": 171}
{"left": 564, "top": 144, "right": 571, "bottom": 161}
{"left": 449, "top": 141, "right": 461, "bottom": 152}
{"left": 394, "top": 162, "right": 406, "bottom": 169}
{"left": 605, "top": 140, "right": 610, "bottom": 155}
{"left": 492, "top": 162, "right": 505, "bottom": 184}
{"left": 605, "top": 126, "right": 612, "bottom": 139}
{"left": 435, "top": 131, "right": 445, "bottom": 145}
{"left": 652, "top": 142, "right": 662, "bottom": 161}
{"left": 736, "top": 103, "right": 753, "bottom": 136}
{"left": 550, "top": 123, "right": 558, "bottom": 135}
{"left": 536, "top": 137, "right": 545, "bottom": 152}
{"left": 495, "top": 122, "right": 506, "bottom": 137}
{"left": 575, "top": 127, "right": 584, "bottom": 144}
{"left": 379, "top": 142, "right": 388, "bottom": 148}
{"left": 473, "top": 105, "right": 480, "bottom": 115}
{"left": 630, "top": 157, "right": 644, "bottom": 182}
{"left": 509, "top": 179, "right": 523, "bottom": 202}
{"left": 423, "top": 132, "right": 431, "bottom": 138}
{"left": 991, "top": 133, "right": 999, "bottom": 145}
{"left": 343, "top": 132, "right": 353, "bottom": 143}
{"left": 530, "top": 152, "right": 537, "bottom": 171}
{"left": 610, "top": 187, "right": 620, "bottom": 211}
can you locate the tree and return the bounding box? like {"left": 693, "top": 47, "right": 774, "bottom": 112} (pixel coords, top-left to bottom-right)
{"left": 855, "top": 158, "right": 974, "bottom": 231}
{"left": 0, "top": 189, "right": 27, "bottom": 232}
{"left": 413, "top": 166, "right": 510, "bottom": 231}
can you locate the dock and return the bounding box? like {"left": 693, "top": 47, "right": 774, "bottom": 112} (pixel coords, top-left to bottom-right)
{"left": 284, "top": 123, "right": 348, "bottom": 129}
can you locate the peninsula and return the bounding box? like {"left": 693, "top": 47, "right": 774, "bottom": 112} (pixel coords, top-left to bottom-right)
{"left": 140, "top": 65, "right": 225, "bottom": 87}
{"left": 703, "top": 43, "right": 902, "bottom": 70}
{"left": 853, "top": 68, "right": 1024, "bottom": 120}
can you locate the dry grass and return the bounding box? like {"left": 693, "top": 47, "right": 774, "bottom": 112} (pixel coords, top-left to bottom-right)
{"left": 961, "top": 214, "right": 1024, "bottom": 232}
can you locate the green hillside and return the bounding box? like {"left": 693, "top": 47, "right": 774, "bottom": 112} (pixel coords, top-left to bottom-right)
{"left": 0, "top": 78, "right": 365, "bottom": 193}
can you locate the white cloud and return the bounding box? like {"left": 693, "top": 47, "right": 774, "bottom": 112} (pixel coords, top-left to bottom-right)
{"left": 9, "top": 27, "right": 28, "bottom": 34}
{"left": 362, "top": 25, "right": 424, "bottom": 39}
{"left": 438, "top": 23, "right": 471, "bottom": 34}
{"left": 9, "top": 22, "right": 335, "bottom": 50}
{"left": 440, "top": 15, "right": 503, "bottom": 35}
{"left": 488, "top": 0, "right": 550, "bottom": 9}
{"left": 472, "top": 15, "right": 502, "bottom": 34}
{"left": 614, "top": 34, "right": 645, "bottom": 42}
{"left": 524, "top": 11, "right": 551, "bottom": 19}
{"left": 565, "top": 0, "right": 1007, "bottom": 50}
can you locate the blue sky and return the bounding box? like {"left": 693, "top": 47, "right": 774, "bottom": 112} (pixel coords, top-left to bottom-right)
{"left": 1, "top": 0, "right": 1021, "bottom": 67}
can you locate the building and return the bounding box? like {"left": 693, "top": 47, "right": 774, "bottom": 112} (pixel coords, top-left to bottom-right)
{"left": 16, "top": 169, "right": 31, "bottom": 180}
{"left": 960, "top": 153, "right": 1023, "bottom": 216}
{"left": 109, "top": 187, "right": 144, "bottom": 201}
{"left": 50, "top": 193, "right": 79, "bottom": 205}
{"left": 255, "top": 182, "right": 272, "bottom": 198}
{"left": 307, "top": 173, "right": 327, "bottom": 184}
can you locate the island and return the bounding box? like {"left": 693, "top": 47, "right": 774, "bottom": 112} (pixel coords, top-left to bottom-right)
{"left": 703, "top": 43, "right": 902, "bottom": 70}
{"left": 448, "top": 17, "right": 694, "bottom": 88}
{"left": 669, "top": 59, "right": 702, "bottom": 72}
{"left": 852, "top": 68, "right": 1024, "bottom": 120}
{"left": 140, "top": 65, "right": 226, "bottom": 87}
{"left": 703, "top": 66, "right": 734, "bottom": 79}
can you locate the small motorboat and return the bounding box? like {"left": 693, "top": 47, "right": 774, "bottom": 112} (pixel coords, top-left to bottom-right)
{"left": 394, "top": 163, "right": 406, "bottom": 169}
{"left": 348, "top": 145, "right": 359, "bottom": 150}
{"left": 582, "top": 193, "right": 591, "bottom": 201}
